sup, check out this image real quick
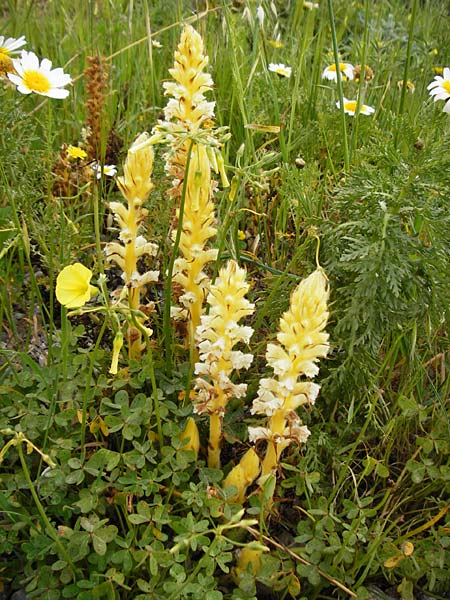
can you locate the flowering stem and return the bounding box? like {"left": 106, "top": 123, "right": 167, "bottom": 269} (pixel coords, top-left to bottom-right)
{"left": 144, "top": 332, "right": 163, "bottom": 445}
{"left": 326, "top": 0, "right": 350, "bottom": 171}
{"left": 163, "top": 140, "right": 194, "bottom": 374}
{"left": 395, "top": 0, "right": 418, "bottom": 148}
{"left": 208, "top": 412, "right": 223, "bottom": 469}
{"left": 93, "top": 184, "right": 105, "bottom": 277}
{"left": 80, "top": 316, "right": 109, "bottom": 462}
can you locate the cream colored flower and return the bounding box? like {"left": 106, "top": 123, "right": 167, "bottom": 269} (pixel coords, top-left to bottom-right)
{"left": 268, "top": 63, "right": 292, "bottom": 78}
{"left": 116, "top": 132, "right": 154, "bottom": 202}
{"left": 55, "top": 263, "right": 97, "bottom": 308}
{"left": 336, "top": 98, "right": 375, "bottom": 116}
{"left": 250, "top": 269, "right": 329, "bottom": 481}
{"left": 194, "top": 260, "right": 254, "bottom": 468}
{"left": 322, "top": 62, "right": 354, "bottom": 82}
{"left": 8, "top": 50, "right": 71, "bottom": 98}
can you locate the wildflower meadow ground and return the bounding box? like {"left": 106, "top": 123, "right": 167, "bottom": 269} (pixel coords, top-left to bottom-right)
{"left": 0, "top": 1, "right": 449, "bottom": 599}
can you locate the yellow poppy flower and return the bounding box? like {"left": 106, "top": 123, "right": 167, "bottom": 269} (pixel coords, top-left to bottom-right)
{"left": 55, "top": 263, "right": 97, "bottom": 308}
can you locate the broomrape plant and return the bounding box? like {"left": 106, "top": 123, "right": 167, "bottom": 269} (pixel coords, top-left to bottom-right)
{"left": 105, "top": 132, "right": 159, "bottom": 361}
{"left": 151, "top": 24, "right": 229, "bottom": 345}
{"left": 249, "top": 268, "right": 330, "bottom": 483}
{"left": 193, "top": 259, "right": 255, "bottom": 469}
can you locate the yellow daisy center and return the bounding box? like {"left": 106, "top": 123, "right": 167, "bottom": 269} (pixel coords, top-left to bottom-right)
{"left": 344, "top": 101, "right": 357, "bottom": 112}
{"left": 0, "top": 51, "right": 13, "bottom": 76}
{"left": 23, "top": 70, "right": 51, "bottom": 93}
{"left": 328, "top": 63, "right": 348, "bottom": 73}
{"left": 442, "top": 80, "right": 450, "bottom": 94}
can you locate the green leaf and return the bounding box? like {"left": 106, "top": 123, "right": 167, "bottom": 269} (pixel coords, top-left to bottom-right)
{"left": 92, "top": 533, "right": 107, "bottom": 556}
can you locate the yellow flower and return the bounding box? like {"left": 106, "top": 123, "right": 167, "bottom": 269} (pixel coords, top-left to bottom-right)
{"left": 223, "top": 448, "right": 260, "bottom": 503}
{"left": 55, "top": 263, "right": 97, "bottom": 308}
{"left": 66, "top": 145, "right": 88, "bottom": 160}
{"left": 179, "top": 417, "right": 200, "bottom": 459}
{"left": 194, "top": 260, "right": 255, "bottom": 468}
{"left": 109, "top": 330, "right": 124, "bottom": 375}
{"left": 250, "top": 269, "right": 330, "bottom": 482}
{"left": 116, "top": 132, "right": 154, "bottom": 203}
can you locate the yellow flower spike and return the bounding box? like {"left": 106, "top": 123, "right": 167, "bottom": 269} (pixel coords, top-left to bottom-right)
{"left": 151, "top": 24, "right": 228, "bottom": 197}
{"left": 173, "top": 143, "right": 218, "bottom": 341}
{"left": 249, "top": 269, "right": 330, "bottom": 483}
{"left": 105, "top": 132, "right": 159, "bottom": 360}
{"left": 194, "top": 260, "right": 255, "bottom": 469}
{"left": 223, "top": 448, "right": 260, "bottom": 503}
{"left": 163, "top": 25, "right": 214, "bottom": 132}
{"left": 179, "top": 417, "right": 200, "bottom": 459}
{"left": 116, "top": 132, "right": 154, "bottom": 204}
{"left": 109, "top": 330, "right": 124, "bottom": 375}
{"left": 55, "top": 263, "right": 97, "bottom": 309}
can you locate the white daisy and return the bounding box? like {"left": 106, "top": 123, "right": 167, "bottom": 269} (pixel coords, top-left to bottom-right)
{"left": 427, "top": 67, "right": 450, "bottom": 114}
{"left": 322, "top": 62, "right": 354, "bottom": 82}
{"left": 8, "top": 50, "right": 71, "bottom": 99}
{"left": 268, "top": 63, "right": 292, "bottom": 78}
{"left": 336, "top": 97, "right": 375, "bottom": 116}
{"left": 0, "top": 35, "right": 27, "bottom": 56}
{"left": 92, "top": 163, "right": 117, "bottom": 179}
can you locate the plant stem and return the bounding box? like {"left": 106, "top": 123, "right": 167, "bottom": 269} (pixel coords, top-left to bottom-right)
{"left": 326, "top": 0, "right": 350, "bottom": 171}
{"left": 163, "top": 140, "right": 194, "bottom": 375}
{"left": 395, "top": 0, "right": 418, "bottom": 148}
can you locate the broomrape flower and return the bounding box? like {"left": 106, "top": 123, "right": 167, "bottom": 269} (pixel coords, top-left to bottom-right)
{"left": 249, "top": 269, "right": 329, "bottom": 483}
{"left": 322, "top": 62, "right": 354, "bottom": 82}
{"left": 223, "top": 448, "right": 260, "bottom": 503}
{"left": 0, "top": 34, "right": 26, "bottom": 77}
{"left": 172, "top": 143, "right": 218, "bottom": 342}
{"left": 336, "top": 97, "right": 375, "bottom": 116}
{"left": 268, "top": 63, "right": 292, "bottom": 78}
{"left": 427, "top": 67, "right": 450, "bottom": 114}
{"left": 56, "top": 263, "right": 97, "bottom": 309}
{"left": 151, "top": 24, "right": 229, "bottom": 195}
{"left": 8, "top": 50, "right": 71, "bottom": 98}
{"left": 194, "top": 260, "right": 255, "bottom": 469}
{"left": 105, "top": 132, "right": 159, "bottom": 359}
